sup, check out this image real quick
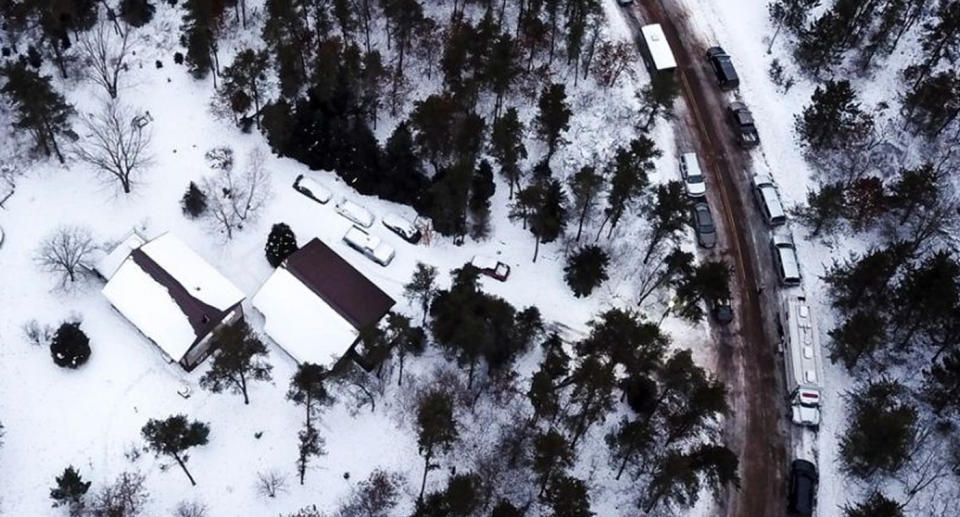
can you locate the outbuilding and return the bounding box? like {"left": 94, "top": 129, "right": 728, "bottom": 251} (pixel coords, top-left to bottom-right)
{"left": 252, "top": 238, "right": 396, "bottom": 370}
{"left": 101, "top": 232, "right": 245, "bottom": 370}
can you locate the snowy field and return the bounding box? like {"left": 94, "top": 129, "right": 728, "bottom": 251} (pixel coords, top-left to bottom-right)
{"left": 0, "top": 1, "right": 748, "bottom": 515}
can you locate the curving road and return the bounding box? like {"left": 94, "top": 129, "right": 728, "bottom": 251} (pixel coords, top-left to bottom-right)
{"left": 616, "top": 1, "right": 789, "bottom": 516}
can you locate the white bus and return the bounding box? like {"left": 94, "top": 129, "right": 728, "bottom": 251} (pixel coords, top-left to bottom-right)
{"left": 639, "top": 24, "right": 678, "bottom": 74}
{"left": 781, "top": 296, "right": 824, "bottom": 428}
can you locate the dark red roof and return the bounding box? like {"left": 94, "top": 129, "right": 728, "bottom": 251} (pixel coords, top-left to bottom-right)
{"left": 284, "top": 238, "right": 395, "bottom": 329}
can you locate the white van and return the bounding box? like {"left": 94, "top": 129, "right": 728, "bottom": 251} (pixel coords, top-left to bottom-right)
{"left": 771, "top": 231, "right": 801, "bottom": 286}
{"left": 752, "top": 175, "right": 787, "bottom": 226}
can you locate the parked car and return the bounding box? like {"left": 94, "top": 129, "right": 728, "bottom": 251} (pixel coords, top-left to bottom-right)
{"left": 788, "top": 459, "right": 818, "bottom": 517}
{"left": 706, "top": 47, "right": 739, "bottom": 89}
{"left": 691, "top": 202, "right": 717, "bottom": 249}
{"left": 335, "top": 197, "right": 375, "bottom": 228}
{"left": 771, "top": 231, "right": 802, "bottom": 286}
{"left": 471, "top": 255, "right": 510, "bottom": 281}
{"left": 679, "top": 152, "right": 707, "bottom": 197}
{"left": 343, "top": 226, "right": 395, "bottom": 266}
{"left": 293, "top": 174, "right": 332, "bottom": 204}
{"left": 710, "top": 297, "right": 734, "bottom": 324}
{"left": 752, "top": 175, "right": 787, "bottom": 226}
{"left": 382, "top": 213, "right": 421, "bottom": 244}
{"left": 728, "top": 102, "right": 759, "bottom": 148}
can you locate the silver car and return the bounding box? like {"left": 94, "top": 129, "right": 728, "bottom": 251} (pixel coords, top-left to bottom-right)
{"left": 691, "top": 202, "right": 717, "bottom": 249}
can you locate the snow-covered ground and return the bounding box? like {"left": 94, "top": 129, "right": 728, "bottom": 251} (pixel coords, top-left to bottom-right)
{"left": 0, "top": 2, "right": 741, "bottom": 515}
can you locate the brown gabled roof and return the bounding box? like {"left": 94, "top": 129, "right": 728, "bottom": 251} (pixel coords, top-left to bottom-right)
{"left": 284, "top": 238, "right": 395, "bottom": 329}
{"left": 129, "top": 249, "right": 229, "bottom": 341}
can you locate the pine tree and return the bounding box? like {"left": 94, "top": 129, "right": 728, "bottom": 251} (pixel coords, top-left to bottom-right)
{"left": 598, "top": 136, "right": 661, "bottom": 237}
{"left": 576, "top": 309, "right": 668, "bottom": 376}
{"left": 673, "top": 259, "right": 732, "bottom": 323}
{"left": 50, "top": 466, "right": 91, "bottom": 516}
{"left": 120, "top": 0, "right": 156, "bottom": 27}
{"left": 380, "top": 121, "right": 428, "bottom": 206}
{"left": 903, "top": 0, "right": 960, "bottom": 89}
{"left": 639, "top": 73, "right": 680, "bottom": 130}
{"left": 416, "top": 388, "right": 459, "bottom": 501}
{"left": 924, "top": 348, "right": 960, "bottom": 416}
{"left": 181, "top": 181, "right": 208, "bottom": 218}
{"left": 469, "top": 159, "right": 496, "bottom": 240}
{"left": 827, "top": 311, "right": 888, "bottom": 371}
{"left": 567, "top": 165, "right": 604, "bottom": 241}
{"left": 511, "top": 178, "right": 568, "bottom": 262}
{"left": 641, "top": 181, "right": 691, "bottom": 264}
{"left": 50, "top": 322, "right": 91, "bottom": 369}
{"left": 382, "top": 0, "right": 425, "bottom": 112}
{"left": 844, "top": 491, "right": 904, "bottom": 517}
{"left": 535, "top": 83, "right": 572, "bottom": 159}
{"left": 404, "top": 262, "right": 438, "bottom": 324}
{"left": 385, "top": 313, "right": 426, "bottom": 387}
{"left": 794, "top": 80, "right": 874, "bottom": 152}
{"left": 902, "top": 71, "right": 960, "bottom": 137}
{"left": 181, "top": 0, "right": 227, "bottom": 80}
{"left": 564, "top": 245, "right": 610, "bottom": 298}
{"left": 220, "top": 48, "right": 269, "bottom": 128}
{"left": 794, "top": 10, "right": 847, "bottom": 76}
{"left": 265, "top": 223, "right": 298, "bottom": 268}
{"left": 443, "top": 473, "right": 482, "bottom": 516}
{"left": 767, "top": 0, "right": 820, "bottom": 51}
{"left": 491, "top": 500, "right": 523, "bottom": 517}
{"left": 0, "top": 61, "right": 75, "bottom": 163}
{"left": 795, "top": 181, "right": 847, "bottom": 237}
{"left": 565, "top": 355, "right": 616, "bottom": 449}
{"left": 489, "top": 107, "right": 527, "bottom": 197}
{"left": 262, "top": 0, "right": 311, "bottom": 98}
{"left": 485, "top": 33, "right": 522, "bottom": 118}
{"left": 198, "top": 321, "right": 273, "bottom": 404}
{"left": 533, "top": 430, "right": 575, "bottom": 494}
{"left": 606, "top": 416, "right": 654, "bottom": 480}
{"left": 410, "top": 93, "right": 459, "bottom": 173}
{"left": 141, "top": 415, "right": 210, "bottom": 486}
{"left": 542, "top": 475, "right": 593, "bottom": 517}
{"left": 839, "top": 379, "right": 917, "bottom": 479}
{"left": 528, "top": 333, "right": 570, "bottom": 426}
{"left": 888, "top": 163, "right": 943, "bottom": 226}
{"left": 287, "top": 363, "right": 333, "bottom": 485}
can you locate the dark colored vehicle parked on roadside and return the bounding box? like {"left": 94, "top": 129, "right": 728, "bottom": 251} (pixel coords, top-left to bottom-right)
{"left": 788, "top": 459, "right": 818, "bottom": 517}
{"left": 711, "top": 297, "right": 734, "bottom": 324}
{"left": 728, "top": 102, "right": 760, "bottom": 148}
{"left": 706, "top": 47, "right": 739, "bottom": 89}
{"left": 691, "top": 202, "right": 717, "bottom": 249}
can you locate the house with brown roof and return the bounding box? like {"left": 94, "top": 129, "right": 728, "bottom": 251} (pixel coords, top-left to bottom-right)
{"left": 101, "top": 233, "right": 245, "bottom": 371}
{"left": 252, "top": 237, "right": 395, "bottom": 370}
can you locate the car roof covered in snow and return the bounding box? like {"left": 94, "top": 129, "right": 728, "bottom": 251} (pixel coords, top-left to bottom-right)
{"left": 101, "top": 233, "right": 244, "bottom": 361}
{"left": 471, "top": 255, "right": 501, "bottom": 270}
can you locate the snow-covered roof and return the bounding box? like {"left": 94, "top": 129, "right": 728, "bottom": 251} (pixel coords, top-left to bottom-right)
{"left": 103, "top": 257, "right": 201, "bottom": 361}
{"left": 95, "top": 230, "right": 147, "bottom": 280}
{"left": 139, "top": 234, "right": 244, "bottom": 310}
{"left": 252, "top": 267, "right": 359, "bottom": 367}
{"left": 101, "top": 233, "right": 244, "bottom": 361}
{"left": 641, "top": 24, "right": 677, "bottom": 71}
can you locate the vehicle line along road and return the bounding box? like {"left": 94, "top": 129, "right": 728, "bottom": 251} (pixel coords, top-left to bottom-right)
{"left": 619, "top": 2, "right": 789, "bottom": 516}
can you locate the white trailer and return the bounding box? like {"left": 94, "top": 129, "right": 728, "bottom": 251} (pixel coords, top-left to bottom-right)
{"left": 639, "top": 24, "right": 678, "bottom": 73}
{"left": 781, "top": 296, "right": 824, "bottom": 428}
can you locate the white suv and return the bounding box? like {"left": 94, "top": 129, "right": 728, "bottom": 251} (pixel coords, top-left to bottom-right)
{"left": 335, "top": 197, "right": 374, "bottom": 228}
{"left": 771, "top": 230, "right": 801, "bottom": 286}
{"left": 752, "top": 175, "right": 787, "bottom": 226}
{"left": 343, "top": 226, "right": 395, "bottom": 266}
{"left": 679, "top": 153, "right": 707, "bottom": 197}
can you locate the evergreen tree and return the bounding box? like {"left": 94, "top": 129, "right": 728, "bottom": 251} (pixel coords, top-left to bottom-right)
{"left": 567, "top": 166, "right": 604, "bottom": 242}
{"left": 198, "top": 321, "right": 273, "bottom": 404}
{"left": 381, "top": 121, "right": 428, "bottom": 206}
{"left": 528, "top": 333, "right": 570, "bottom": 426}
{"left": 385, "top": 313, "right": 426, "bottom": 387}
{"left": 50, "top": 466, "right": 91, "bottom": 516}
{"left": 924, "top": 348, "right": 960, "bottom": 416}
{"left": 904, "top": 0, "right": 960, "bottom": 89}
{"left": 220, "top": 48, "right": 269, "bottom": 129}
{"left": 382, "top": 0, "right": 425, "bottom": 111}
{"left": 564, "top": 245, "right": 609, "bottom": 298}
{"left": 469, "top": 159, "right": 496, "bottom": 240}
{"left": 794, "top": 10, "right": 847, "bottom": 75}
{"left": 767, "top": 0, "right": 820, "bottom": 50}
{"left": 641, "top": 181, "right": 691, "bottom": 264}
{"left": 902, "top": 71, "right": 960, "bottom": 137}
{"left": 576, "top": 308, "right": 668, "bottom": 376}
{"left": 287, "top": 363, "right": 333, "bottom": 484}
{"left": 794, "top": 80, "right": 873, "bottom": 152}
{"left": 673, "top": 259, "right": 732, "bottom": 323}
{"left": 262, "top": 0, "right": 311, "bottom": 98}
{"left": 565, "top": 355, "right": 616, "bottom": 448}
{"left": 489, "top": 107, "right": 527, "bottom": 197}
{"left": 511, "top": 178, "right": 568, "bottom": 262}
{"left": 0, "top": 61, "right": 75, "bottom": 163}
{"left": 843, "top": 491, "right": 904, "bottom": 517}
{"left": 404, "top": 262, "right": 439, "bottom": 324}
{"left": 490, "top": 500, "right": 523, "bottom": 517}
{"left": 485, "top": 33, "right": 522, "bottom": 118}
{"left": 533, "top": 430, "right": 575, "bottom": 494}
{"left": 50, "top": 322, "right": 91, "bottom": 369}
{"left": 535, "top": 83, "right": 572, "bottom": 159}
{"left": 542, "top": 475, "right": 593, "bottom": 517}
{"left": 443, "top": 473, "right": 482, "bottom": 516}
{"left": 141, "top": 415, "right": 210, "bottom": 486}
{"left": 839, "top": 379, "right": 917, "bottom": 479}
{"left": 795, "top": 181, "right": 847, "bottom": 237}
{"left": 181, "top": 181, "right": 208, "bottom": 218}
{"left": 265, "top": 223, "right": 298, "bottom": 268}
{"left": 181, "top": 0, "right": 227, "bottom": 80}
{"left": 599, "top": 136, "right": 660, "bottom": 237}
{"left": 828, "top": 311, "right": 888, "bottom": 371}
{"left": 639, "top": 73, "right": 680, "bottom": 130}
{"left": 888, "top": 163, "right": 943, "bottom": 226}
{"left": 416, "top": 388, "right": 459, "bottom": 501}
{"left": 410, "top": 93, "right": 459, "bottom": 173}
{"left": 120, "top": 0, "right": 156, "bottom": 27}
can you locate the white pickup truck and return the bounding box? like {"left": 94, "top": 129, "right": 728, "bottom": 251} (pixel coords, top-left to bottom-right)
{"left": 343, "top": 226, "right": 395, "bottom": 266}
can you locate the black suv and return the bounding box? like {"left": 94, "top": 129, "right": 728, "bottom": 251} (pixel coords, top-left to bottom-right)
{"left": 788, "top": 459, "right": 818, "bottom": 516}
{"left": 706, "top": 47, "right": 739, "bottom": 89}
{"left": 728, "top": 102, "right": 759, "bottom": 148}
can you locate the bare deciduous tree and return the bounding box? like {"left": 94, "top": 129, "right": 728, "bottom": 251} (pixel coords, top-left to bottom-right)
{"left": 203, "top": 147, "right": 272, "bottom": 239}
{"left": 255, "top": 470, "right": 288, "bottom": 498}
{"left": 174, "top": 499, "right": 208, "bottom": 517}
{"left": 35, "top": 225, "right": 96, "bottom": 286}
{"left": 76, "top": 18, "right": 132, "bottom": 99}
{"left": 90, "top": 471, "right": 149, "bottom": 517}
{"left": 75, "top": 101, "right": 152, "bottom": 194}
